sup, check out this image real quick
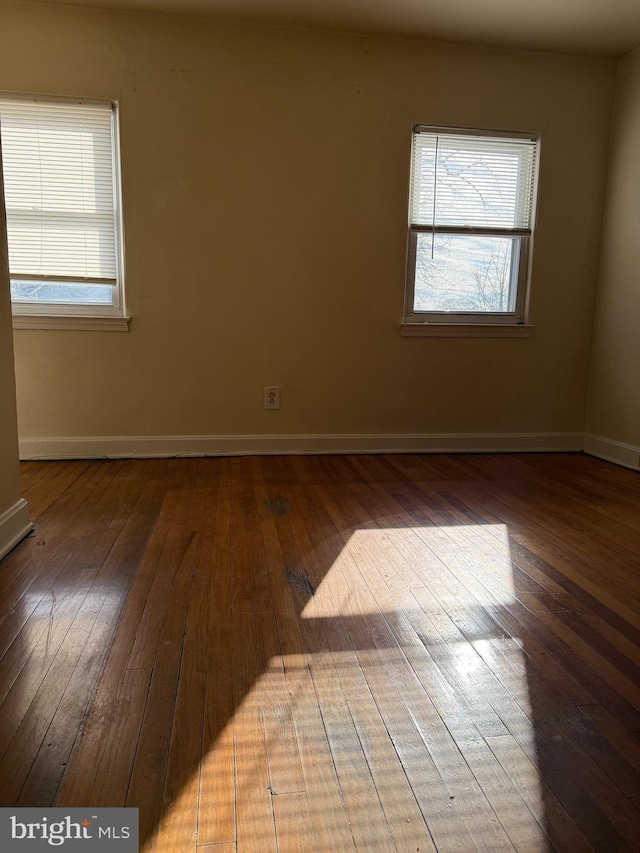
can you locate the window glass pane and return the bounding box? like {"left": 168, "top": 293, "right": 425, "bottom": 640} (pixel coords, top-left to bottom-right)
{"left": 10, "top": 280, "right": 113, "bottom": 305}
{"left": 413, "top": 234, "right": 519, "bottom": 313}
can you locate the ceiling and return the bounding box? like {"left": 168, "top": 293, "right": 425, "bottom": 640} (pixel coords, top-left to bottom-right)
{"left": 29, "top": 0, "right": 640, "bottom": 57}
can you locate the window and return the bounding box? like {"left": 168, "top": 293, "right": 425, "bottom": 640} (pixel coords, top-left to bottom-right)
{"left": 404, "top": 126, "right": 539, "bottom": 330}
{"left": 0, "top": 95, "right": 125, "bottom": 327}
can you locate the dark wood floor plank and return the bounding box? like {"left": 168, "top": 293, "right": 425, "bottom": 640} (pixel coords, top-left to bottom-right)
{"left": 0, "top": 565, "right": 99, "bottom": 758}
{"left": 54, "top": 468, "right": 183, "bottom": 807}
{"left": 0, "top": 460, "right": 124, "bottom": 630}
{"left": 125, "top": 534, "right": 198, "bottom": 836}
{"left": 141, "top": 538, "right": 209, "bottom": 853}
{"left": 197, "top": 462, "right": 237, "bottom": 848}
{"left": 16, "top": 586, "right": 127, "bottom": 806}
{"left": 12, "top": 460, "right": 169, "bottom": 804}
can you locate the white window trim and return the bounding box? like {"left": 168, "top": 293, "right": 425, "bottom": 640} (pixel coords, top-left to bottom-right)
{"left": 1, "top": 92, "right": 129, "bottom": 330}
{"left": 13, "top": 314, "right": 130, "bottom": 331}
{"left": 399, "top": 322, "right": 534, "bottom": 338}
{"left": 403, "top": 124, "right": 540, "bottom": 331}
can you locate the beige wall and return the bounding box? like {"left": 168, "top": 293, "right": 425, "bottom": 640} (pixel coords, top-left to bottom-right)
{"left": 586, "top": 46, "right": 640, "bottom": 450}
{"left": 0, "top": 1, "right": 616, "bottom": 442}
{"left": 0, "top": 141, "right": 25, "bottom": 549}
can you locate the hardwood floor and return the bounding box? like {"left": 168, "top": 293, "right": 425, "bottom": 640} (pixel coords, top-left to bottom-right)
{"left": 1, "top": 452, "right": 640, "bottom": 852}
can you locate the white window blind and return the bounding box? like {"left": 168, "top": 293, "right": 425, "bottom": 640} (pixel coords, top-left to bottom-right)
{"left": 410, "top": 129, "right": 538, "bottom": 232}
{"left": 0, "top": 97, "right": 117, "bottom": 283}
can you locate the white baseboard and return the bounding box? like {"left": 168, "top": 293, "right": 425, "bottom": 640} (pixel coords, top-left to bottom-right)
{"left": 19, "top": 432, "right": 584, "bottom": 461}
{"left": 583, "top": 434, "right": 640, "bottom": 471}
{"left": 0, "top": 497, "right": 34, "bottom": 562}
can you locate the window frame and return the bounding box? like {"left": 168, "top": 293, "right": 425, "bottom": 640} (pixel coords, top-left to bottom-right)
{"left": 403, "top": 124, "right": 540, "bottom": 328}
{"left": 0, "top": 92, "right": 127, "bottom": 327}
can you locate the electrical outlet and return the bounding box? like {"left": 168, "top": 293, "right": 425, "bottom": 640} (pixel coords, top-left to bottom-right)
{"left": 264, "top": 386, "right": 280, "bottom": 410}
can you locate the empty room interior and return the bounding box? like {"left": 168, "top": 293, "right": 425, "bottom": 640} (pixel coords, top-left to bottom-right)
{"left": 0, "top": 0, "right": 640, "bottom": 850}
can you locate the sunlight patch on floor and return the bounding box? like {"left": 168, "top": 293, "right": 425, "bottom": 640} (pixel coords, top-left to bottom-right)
{"left": 147, "top": 522, "right": 548, "bottom": 851}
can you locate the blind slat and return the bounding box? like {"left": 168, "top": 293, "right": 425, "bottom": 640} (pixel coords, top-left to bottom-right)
{"left": 410, "top": 130, "right": 538, "bottom": 231}
{"left": 0, "top": 97, "right": 117, "bottom": 281}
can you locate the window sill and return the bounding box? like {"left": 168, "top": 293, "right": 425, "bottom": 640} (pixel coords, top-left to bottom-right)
{"left": 399, "top": 322, "right": 534, "bottom": 338}
{"left": 12, "top": 315, "right": 130, "bottom": 332}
